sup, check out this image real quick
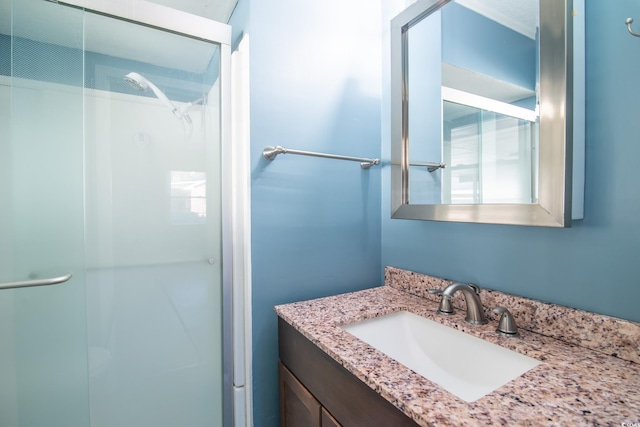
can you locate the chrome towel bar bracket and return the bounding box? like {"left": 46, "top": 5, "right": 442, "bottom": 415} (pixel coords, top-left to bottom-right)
{"left": 263, "top": 146, "right": 380, "bottom": 169}
{"left": 0, "top": 273, "right": 72, "bottom": 290}
{"left": 410, "top": 162, "right": 446, "bottom": 172}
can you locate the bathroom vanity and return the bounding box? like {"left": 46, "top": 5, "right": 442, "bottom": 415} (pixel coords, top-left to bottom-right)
{"left": 276, "top": 267, "right": 640, "bottom": 426}
{"left": 279, "top": 318, "right": 418, "bottom": 427}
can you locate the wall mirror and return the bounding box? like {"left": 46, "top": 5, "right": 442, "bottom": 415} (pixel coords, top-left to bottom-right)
{"left": 390, "top": 0, "right": 576, "bottom": 227}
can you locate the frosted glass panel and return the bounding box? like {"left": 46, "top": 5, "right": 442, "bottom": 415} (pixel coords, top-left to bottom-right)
{"left": 83, "top": 11, "right": 223, "bottom": 427}
{"left": 0, "top": 1, "right": 90, "bottom": 426}
{"left": 1, "top": 2, "right": 224, "bottom": 426}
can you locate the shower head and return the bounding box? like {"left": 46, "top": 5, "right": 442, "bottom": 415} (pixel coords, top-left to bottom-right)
{"left": 124, "top": 72, "right": 189, "bottom": 122}
{"left": 124, "top": 72, "right": 149, "bottom": 91}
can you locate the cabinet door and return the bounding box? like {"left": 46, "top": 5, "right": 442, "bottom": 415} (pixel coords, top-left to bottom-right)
{"left": 279, "top": 362, "right": 321, "bottom": 427}
{"left": 321, "top": 407, "right": 342, "bottom": 427}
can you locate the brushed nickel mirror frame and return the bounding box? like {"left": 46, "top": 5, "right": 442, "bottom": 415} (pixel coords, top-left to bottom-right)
{"left": 390, "top": 0, "right": 573, "bottom": 227}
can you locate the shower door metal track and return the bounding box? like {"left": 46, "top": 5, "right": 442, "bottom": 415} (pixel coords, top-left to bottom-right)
{"left": 45, "top": 0, "right": 230, "bottom": 45}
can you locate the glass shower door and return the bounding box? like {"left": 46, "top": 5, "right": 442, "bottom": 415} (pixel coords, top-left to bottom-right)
{"left": 1, "top": 1, "right": 229, "bottom": 426}
{"left": 82, "top": 9, "right": 224, "bottom": 427}
{"left": 0, "top": 1, "right": 90, "bottom": 426}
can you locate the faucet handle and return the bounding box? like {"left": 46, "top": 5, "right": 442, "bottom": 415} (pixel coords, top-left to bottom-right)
{"left": 493, "top": 307, "right": 519, "bottom": 336}
{"left": 428, "top": 289, "right": 453, "bottom": 314}
{"left": 468, "top": 283, "right": 482, "bottom": 295}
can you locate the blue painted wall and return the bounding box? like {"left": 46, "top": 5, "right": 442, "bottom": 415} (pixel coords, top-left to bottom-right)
{"left": 442, "top": 3, "right": 536, "bottom": 90}
{"left": 382, "top": 0, "right": 640, "bottom": 324}
{"left": 231, "top": 0, "right": 640, "bottom": 424}
{"left": 229, "top": 1, "right": 382, "bottom": 425}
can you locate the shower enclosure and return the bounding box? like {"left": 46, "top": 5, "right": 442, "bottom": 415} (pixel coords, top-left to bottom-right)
{"left": 0, "top": 0, "right": 235, "bottom": 426}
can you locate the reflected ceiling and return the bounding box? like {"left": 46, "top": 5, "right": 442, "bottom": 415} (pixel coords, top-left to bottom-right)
{"left": 455, "top": 0, "right": 538, "bottom": 39}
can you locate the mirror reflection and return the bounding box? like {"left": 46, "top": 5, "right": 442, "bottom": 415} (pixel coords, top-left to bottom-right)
{"left": 407, "top": 0, "right": 539, "bottom": 205}
{"left": 391, "top": 0, "right": 576, "bottom": 227}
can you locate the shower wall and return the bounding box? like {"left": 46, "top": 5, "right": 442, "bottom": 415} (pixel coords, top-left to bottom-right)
{"left": 0, "top": 74, "right": 90, "bottom": 426}
{"left": 82, "top": 84, "right": 223, "bottom": 427}
{"left": 0, "top": 76, "right": 224, "bottom": 426}
{"left": 84, "top": 85, "right": 221, "bottom": 268}
{"left": 0, "top": 77, "right": 221, "bottom": 268}
{"left": 2, "top": 2, "right": 232, "bottom": 426}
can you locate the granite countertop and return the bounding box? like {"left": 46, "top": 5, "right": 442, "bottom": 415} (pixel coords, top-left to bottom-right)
{"left": 275, "top": 283, "right": 640, "bottom": 426}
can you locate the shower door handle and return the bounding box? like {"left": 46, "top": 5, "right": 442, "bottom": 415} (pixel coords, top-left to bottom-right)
{"left": 0, "top": 273, "right": 72, "bottom": 290}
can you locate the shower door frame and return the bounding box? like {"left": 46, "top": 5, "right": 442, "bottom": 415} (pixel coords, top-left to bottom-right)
{"left": 50, "top": 0, "right": 235, "bottom": 425}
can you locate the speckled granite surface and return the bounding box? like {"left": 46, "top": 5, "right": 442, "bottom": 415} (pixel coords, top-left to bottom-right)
{"left": 275, "top": 269, "right": 640, "bottom": 426}
{"left": 386, "top": 266, "right": 640, "bottom": 364}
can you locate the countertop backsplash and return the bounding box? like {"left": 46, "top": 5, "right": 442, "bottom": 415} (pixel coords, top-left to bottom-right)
{"left": 385, "top": 266, "right": 640, "bottom": 365}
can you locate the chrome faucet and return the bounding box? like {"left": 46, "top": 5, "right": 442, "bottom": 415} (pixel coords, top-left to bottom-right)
{"left": 429, "top": 283, "right": 488, "bottom": 325}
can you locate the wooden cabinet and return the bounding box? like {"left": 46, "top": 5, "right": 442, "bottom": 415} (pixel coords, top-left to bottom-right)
{"left": 321, "top": 408, "right": 341, "bottom": 427}
{"left": 278, "top": 318, "right": 418, "bottom": 427}
{"left": 279, "top": 362, "right": 342, "bottom": 427}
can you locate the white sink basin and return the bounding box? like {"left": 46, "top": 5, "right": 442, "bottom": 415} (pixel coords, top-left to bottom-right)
{"left": 341, "top": 311, "right": 540, "bottom": 402}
